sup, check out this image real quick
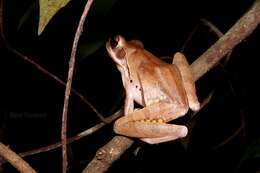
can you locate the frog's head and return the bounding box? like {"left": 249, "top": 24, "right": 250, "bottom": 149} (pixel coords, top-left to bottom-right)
{"left": 106, "top": 35, "right": 143, "bottom": 69}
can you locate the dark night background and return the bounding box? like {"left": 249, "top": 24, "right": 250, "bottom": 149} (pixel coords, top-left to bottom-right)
{"left": 0, "top": 0, "right": 260, "bottom": 172}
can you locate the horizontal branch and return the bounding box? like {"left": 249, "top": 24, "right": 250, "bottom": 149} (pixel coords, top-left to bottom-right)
{"left": 24, "top": 110, "right": 122, "bottom": 159}
{"left": 82, "top": 0, "right": 260, "bottom": 172}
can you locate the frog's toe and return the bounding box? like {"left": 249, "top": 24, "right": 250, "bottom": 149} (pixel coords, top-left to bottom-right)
{"left": 190, "top": 101, "right": 200, "bottom": 111}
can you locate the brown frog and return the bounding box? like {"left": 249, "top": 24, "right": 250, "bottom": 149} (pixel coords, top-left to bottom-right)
{"left": 106, "top": 35, "right": 200, "bottom": 144}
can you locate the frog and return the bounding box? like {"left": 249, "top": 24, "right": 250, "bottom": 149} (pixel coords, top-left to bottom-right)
{"left": 106, "top": 35, "right": 200, "bottom": 144}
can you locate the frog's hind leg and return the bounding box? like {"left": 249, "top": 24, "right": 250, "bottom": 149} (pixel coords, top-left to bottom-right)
{"left": 113, "top": 102, "right": 189, "bottom": 142}
{"left": 140, "top": 124, "right": 188, "bottom": 144}
{"left": 172, "top": 52, "right": 200, "bottom": 111}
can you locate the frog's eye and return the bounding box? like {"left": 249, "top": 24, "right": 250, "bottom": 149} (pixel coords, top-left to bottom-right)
{"left": 110, "top": 36, "right": 119, "bottom": 49}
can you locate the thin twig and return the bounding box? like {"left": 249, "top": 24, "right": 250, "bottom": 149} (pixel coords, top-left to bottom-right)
{"left": 200, "top": 18, "right": 247, "bottom": 148}
{"left": 191, "top": 0, "right": 260, "bottom": 80}
{"left": 210, "top": 111, "right": 245, "bottom": 150}
{"left": 201, "top": 18, "right": 224, "bottom": 37}
{"left": 61, "top": 0, "right": 94, "bottom": 172}
{"left": 0, "top": 0, "right": 107, "bottom": 124}
{"left": 22, "top": 110, "right": 121, "bottom": 158}
{"left": 179, "top": 90, "right": 215, "bottom": 149}
{"left": 0, "top": 1, "right": 117, "bottom": 163}
{"left": 181, "top": 23, "right": 200, "bottom": 52}
{"left": 186, "top": 18, "right": 233, "bottom": 128}
{"left": 83, "top": 1, "right": 260, "bottom": 172}
{"left": 9, "top": 48, "right": 108, "bottom": 122}
{"left": 0, "top": 110, "right": 122, "bottom": 166}
{"left": 0, "top": 0, "right": 3, "bottom": 40}
{"left": 190, "top": 91, "right": 214, "bottom": 120}
{"left": 0, "top": 143, "right": 37, "bottom": 173}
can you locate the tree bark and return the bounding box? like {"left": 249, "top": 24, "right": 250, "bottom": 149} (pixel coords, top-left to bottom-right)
{"left": 83, "top": 0, "right": 260, "bottom": 172}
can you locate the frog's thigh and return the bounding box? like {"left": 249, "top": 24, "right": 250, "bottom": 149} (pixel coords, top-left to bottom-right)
{"left": 114, "top": 115, "right": 188, "bottom": 139}
{"left": 172, "top": 52, "right": 200, "bottom": 111}
{"left": 141, "top": 124, "right": 188, "bottom": 144}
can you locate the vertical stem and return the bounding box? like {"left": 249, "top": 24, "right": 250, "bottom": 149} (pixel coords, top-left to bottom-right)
{"left": 61, "top": 0, "right": 94, "bottom": 172}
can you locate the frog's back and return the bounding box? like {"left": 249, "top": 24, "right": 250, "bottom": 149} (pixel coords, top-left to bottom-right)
{"left": 137, "top": 59, "right": 188, "bottom": 107}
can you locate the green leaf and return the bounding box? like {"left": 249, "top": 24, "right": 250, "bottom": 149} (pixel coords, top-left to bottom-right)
{"left": 17, "top": 2, "right": 37, "bottom": 32}
{"left": 241, "top": 137, "right": 260, "bottom": 162}
{"left": 78, "top": 39, "right": 106, "bottom": 61}
{"left": 92, "top": 0, "right": 118, "bottom": 16}
{"left": 38, "top": 0, "right": 118, "bottom": 35}
{"left": 38, "top": 0, "right": 70, "bottom": 35}
{"left": 237, "top": 136, "right": 260, "bottom": 171}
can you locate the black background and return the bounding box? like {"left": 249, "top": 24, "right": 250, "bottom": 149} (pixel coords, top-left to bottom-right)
{"left": 0, "top": 0, "right": 259, "bottom": 172}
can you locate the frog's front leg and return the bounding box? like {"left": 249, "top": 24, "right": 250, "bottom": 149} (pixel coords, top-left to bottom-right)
{"left": 114, "top": 102, "right": 188, "bottom": 144}
{"left": 124, "top": 90, "right": 134, "bottom": 115}
{"left": 172, "top": 52, "right": 200, "bottom": 111}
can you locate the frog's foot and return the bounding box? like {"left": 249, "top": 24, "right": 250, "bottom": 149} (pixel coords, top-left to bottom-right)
{"left": 172, "top": 52, "right": 200, "bottom": 112}
{"left": 190, "top": 101, "right": 200, "bottom": 112}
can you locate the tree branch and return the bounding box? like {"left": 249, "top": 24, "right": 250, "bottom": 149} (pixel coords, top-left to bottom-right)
{"left": 0, "top": 110, "right": 122, "bottom": 166}
{"left": 191, "top": 0, "right": 260, "bottom": 80}
{"left": 0, "top": 143, "right": 36, "bottom": 173}
{"left": 21, "top": 110, "right": 122, "bottom": 159}
{"left": 0, "top": 0, "right": 108, "bottom": 123}
{"left": 82, "top": 136, "right": 133, "bottom": 173}
{"left": 82, "top": 0, "right": 260, "bottom": 172}
{"left": 200, "top": 18, "right": 233, "bottom": 65}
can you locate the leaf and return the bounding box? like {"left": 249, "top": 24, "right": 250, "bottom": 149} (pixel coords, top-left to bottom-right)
{"left": 38, "top": 0, "right": 118, "bottom": 35}
{"left": 17, "top": 2, "right": 37, "bottom": 32}
{"left": 236, "top": 136, "right": 260, "bottom": 171}
{"left": 240, "top": 137, "right": 260, "bottom": 163}
{"left": 92, "top": 0, "right": 118, "bottom": 16}
{"left": 78, "top": 39, "right": 106, "bottom": 61}
{"left": 38, "top": 0, "right": 70, "bottom": 35}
